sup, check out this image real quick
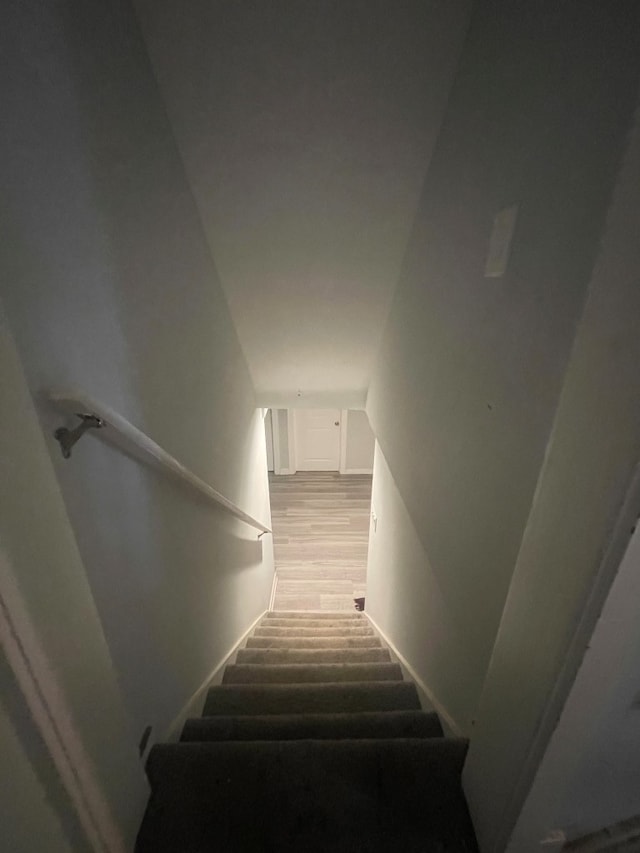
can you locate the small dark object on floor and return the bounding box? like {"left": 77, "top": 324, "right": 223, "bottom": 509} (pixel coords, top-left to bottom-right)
{"left": 354, "top": 597, "right": 365, "bottom": 611}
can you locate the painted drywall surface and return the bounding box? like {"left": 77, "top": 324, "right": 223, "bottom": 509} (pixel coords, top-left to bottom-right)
{"left": 506, "top": 520, "right": 640, "bottom": 849}
{"left": 345, "top": 410, "right": 375, "bottom": 472}
{"left": 0, "top": 691, "right": 72, "bottom": 853}
{"left": 367, "top": 443, "right": 473, "bottom": 731}
{"left": 133, "top": 0, "right": 473, "bottom": 402}
{"left": 0, "top": 312, "right": 148, "bottom": 847}
{"left": 257, "top": 389, "right": 368, "bottom": 411}
{"left": 0, "top": 0, "right": 274, "bottom": 765}
{"left": 366, "top": 0, "right": 640, "bottom": 733}
{"left": 464, "top": 93, "right": 640, "bottom": 852}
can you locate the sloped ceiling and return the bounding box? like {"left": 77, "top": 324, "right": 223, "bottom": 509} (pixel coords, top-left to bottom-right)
{"left": 134, "top": 0, "right": 472, "bottom": 406}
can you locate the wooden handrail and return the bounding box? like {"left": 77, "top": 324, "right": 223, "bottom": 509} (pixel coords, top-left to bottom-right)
{"left": 48, "top": 391, "right": 271, "bottom": 536}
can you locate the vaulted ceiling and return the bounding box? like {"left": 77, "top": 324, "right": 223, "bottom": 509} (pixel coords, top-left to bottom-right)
{"left": 134, "top": 0, "right": 472, "bottom": 406}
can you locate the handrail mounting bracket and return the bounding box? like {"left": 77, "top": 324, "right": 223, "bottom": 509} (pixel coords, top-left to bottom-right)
{"left": 54, "top": 413, "right": 105, "bottom": 459}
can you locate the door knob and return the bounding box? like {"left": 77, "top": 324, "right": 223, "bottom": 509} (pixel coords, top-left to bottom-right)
{"left": 334, "top": 421, "right": 340, "bottom": 426}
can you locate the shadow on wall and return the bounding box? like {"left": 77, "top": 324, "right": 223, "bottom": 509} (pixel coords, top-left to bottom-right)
{"left": 0, "top": 0, "right": 274, "bottom": 765}
{"left": 365, "top": 0, "right": 640, "bottom": 740}
{"left": 0, "top": 631, "right": 89, "bottom": 851}
{"left": 54, "top": 0, "right": 274, "bottom": 743}
{"left": 365, "top": 442, "right": 476, "bottom": 734}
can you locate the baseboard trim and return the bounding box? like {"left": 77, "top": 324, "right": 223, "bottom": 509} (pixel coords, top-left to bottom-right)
{"left": 0, "top": 552, "right": 134, "bottom": 853}
{"left": 342, "top": 468, "right": 373, "bottom": 475}
{"left": 163, "top": 609, "right": 267, "bottom": 743}
{"left": 563, "top": 815, "right": 640, "bottom": 852}
{"left": 268, "top": 571, "right": 278, "bottom": 612}
{"left": 364, "top": 612, "right": 464, "bottom": 737}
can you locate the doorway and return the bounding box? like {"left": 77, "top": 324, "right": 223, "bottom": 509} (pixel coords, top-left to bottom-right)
{"left": 266, "top": 409, "right": 375, "bottom": 612}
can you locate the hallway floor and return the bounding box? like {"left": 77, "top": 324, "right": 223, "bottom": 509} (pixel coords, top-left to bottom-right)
{"left": 269, "top": 471, "right": 371, "bottom": 611}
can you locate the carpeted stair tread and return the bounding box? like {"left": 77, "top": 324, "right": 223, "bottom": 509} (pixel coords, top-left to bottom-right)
{"left": 181, "top": 710, "right": 444, "bottom": 742}
{"left": 236, "top": 646, "right": 391, "bottom": 664}
{"left": 246, "top": 634, "right": 382, "bottom": 649}
{"left": 137, "top": 739, "right": 477, "bottom": 853}
{"left": 137, "top": 611, "right": 479, "bottom": 852}
{"left": 222, "top": 661, "right": 403, "bottom": 684}
{"left": 266, "top": 611, "right": 364, "bottom": 621}
{"left": 203, "top": 681, "right": 421, "bottom": 716}
{"left": 254, "top": 625, "right": 374, "bottom": 638}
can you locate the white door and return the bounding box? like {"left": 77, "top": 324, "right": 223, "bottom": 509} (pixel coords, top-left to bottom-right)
{"left": 294, "top": 409, "right": 341, "bottom": 471}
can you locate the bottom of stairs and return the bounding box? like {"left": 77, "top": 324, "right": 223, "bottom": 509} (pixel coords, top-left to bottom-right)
{"left": 136, "top": 611, "right": 478, "bottom": 852}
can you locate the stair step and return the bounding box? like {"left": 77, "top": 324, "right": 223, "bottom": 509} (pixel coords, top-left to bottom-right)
{"left": 253, "top": 625, "right": 374, "bottom": 638}
{"left": 246, "top": 635, "right": 382, "bottom": 649}
{"left": 236, "top": 647, "right": 390, "bottom": 664}
{"left": 266, "top": 611, "right": 364, "bottom": 621}
{"left": 203, "top": 681, "right": 421, "bottom": 716}
{"left": 181, "top": 710, "right": 444, "bottom": 742}
{"left": 138, "top": 739, "right": 476, "bottom": 852}
{"left": 222, "top": 662, "right": 402, "bottom": 685}
{"left": 262, "top": 617, "right": 367, "bottom": 630}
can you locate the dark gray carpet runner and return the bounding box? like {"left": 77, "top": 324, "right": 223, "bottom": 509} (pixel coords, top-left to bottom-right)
{"left": 136, "top": 611, "right": 478, "bottom": 852}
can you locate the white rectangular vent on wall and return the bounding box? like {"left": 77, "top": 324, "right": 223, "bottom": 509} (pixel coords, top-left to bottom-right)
{"left": 484, "top": 204, "right": 518, "bottom": 278}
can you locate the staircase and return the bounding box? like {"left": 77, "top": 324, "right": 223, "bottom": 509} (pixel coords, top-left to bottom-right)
{"left": 136, "top": 611, "right": 478, "bottom": 852}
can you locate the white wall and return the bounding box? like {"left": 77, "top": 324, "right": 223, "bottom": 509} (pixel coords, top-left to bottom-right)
{"left": 0, "top": 696, "right": 72, "bottom": 853}
{"left": 344, "top": 410, "right": 375, "bottom": 473}
{"left": 464, "top": 88, "right": 640, "bottom": 852}
{"left": 0, "top": 0, "right": 274, "bottom": 814}
{"left": 366, "top": 0, "right": 640, "bottom": 738}
{"left": 366, "top": 443, "right": 469, "bottom": 733}
{"left": 506, "top": 519, "right": 640, "bottom": 849}
{"left": 0, "top": 311, "right": 148, "bottom": 849}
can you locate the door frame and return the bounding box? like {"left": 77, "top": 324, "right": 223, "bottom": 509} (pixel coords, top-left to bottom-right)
{"left": 339, "top": 409, "right": 374, "bottom": 475}
{"left": 272, "top": 409, "right": 296, "bottom": 475}
{"left": 338, "top": 409, "right": 349, "bottom": 474}
{"left": 263, "top": 408, "right": 274, "bottom": 473}
{"left": 271, "top": 409, "right": 374, "bottom": 476}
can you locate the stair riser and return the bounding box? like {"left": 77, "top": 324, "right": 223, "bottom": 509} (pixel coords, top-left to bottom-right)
{"left": 181, "top": 711, "right": 444, "bottom": 742}
{"left": 254, "top": 626, "right": 374, "bottom": 638}
{"left": 246, "top": 636, "right": 381, "bottom": 649}
{"left": 266, "top": 612, "right": 364, "bottom": 621}
{"left": 148, "top": 738, "right": 467, "bottom": 788}
{"left": 236, "top": 648, "right": 390, "bottom": 665}
{"left": 138, "top": 740, "right": 475, "bottom": 853}
{"left": 222, "top": 662, "right": 403, "bottom": 685}
{"left": 263, "top": 618, "right": 367, "bottom": 629}
{"left": 203, "top": 681, "right": 421, "bottom": 716}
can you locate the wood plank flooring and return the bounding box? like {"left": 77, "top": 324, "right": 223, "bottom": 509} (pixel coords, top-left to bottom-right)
{"left": 269, "top": 472, "right": 372, "bottom": 611}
